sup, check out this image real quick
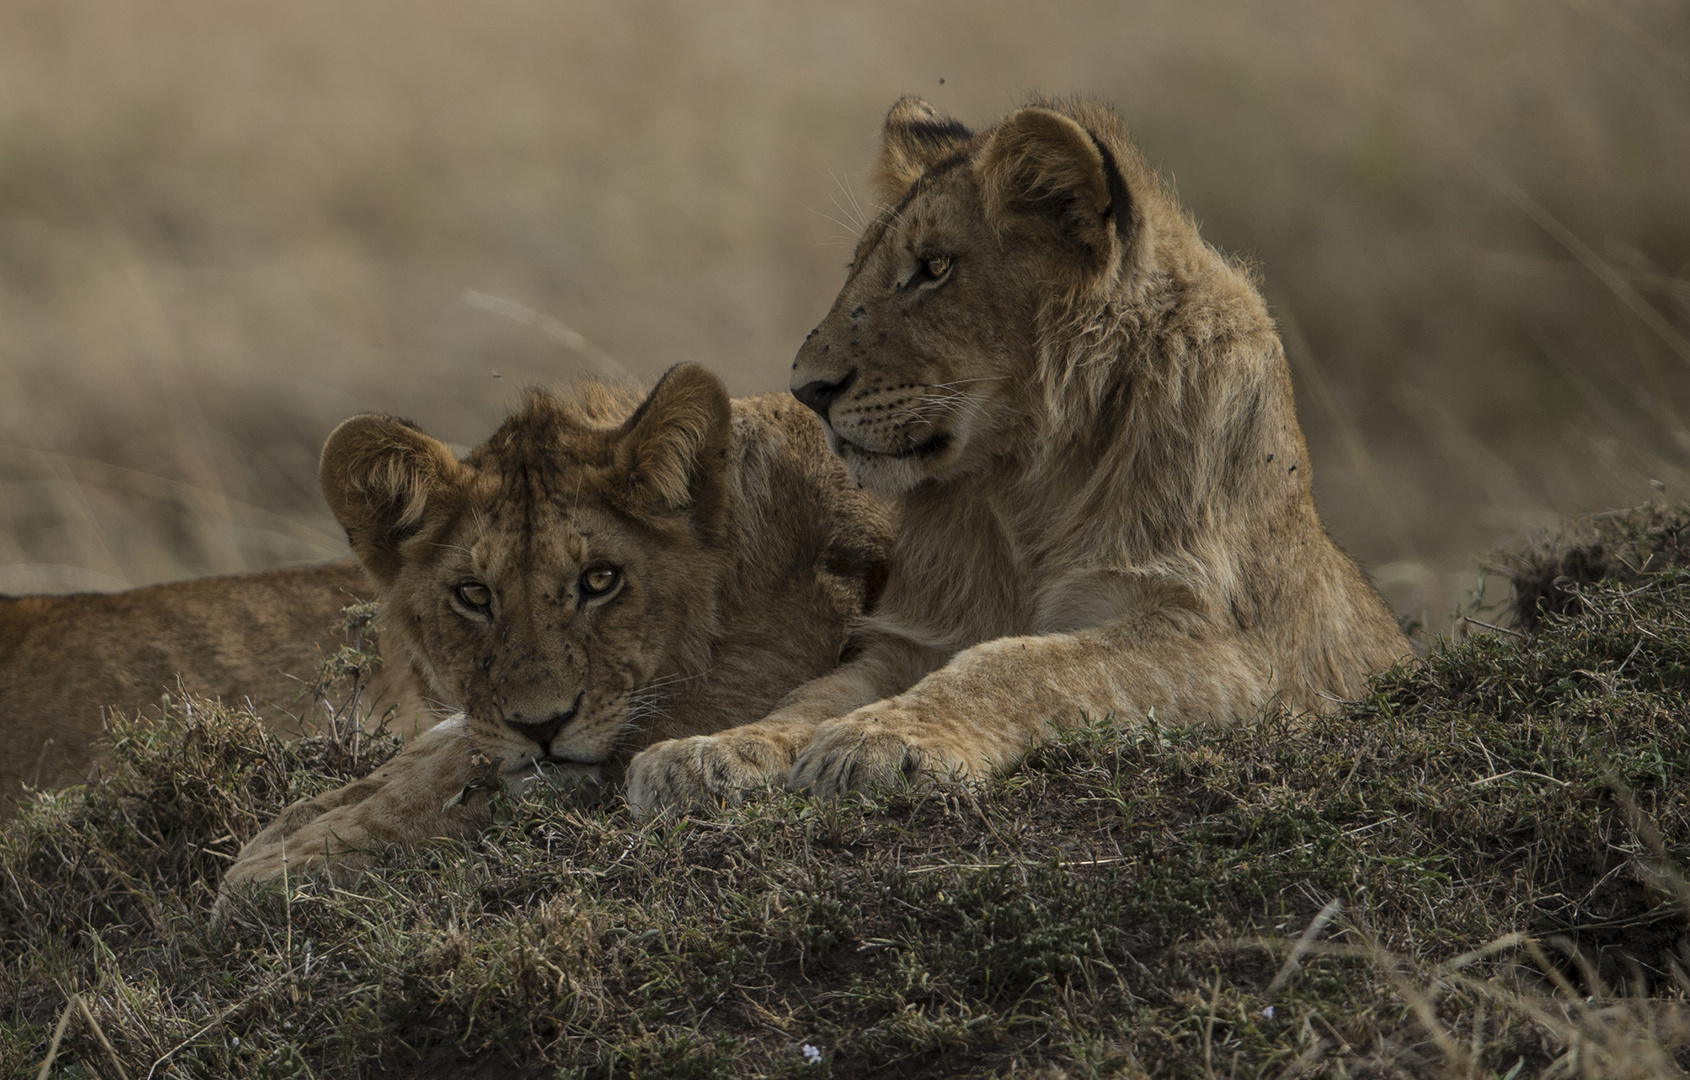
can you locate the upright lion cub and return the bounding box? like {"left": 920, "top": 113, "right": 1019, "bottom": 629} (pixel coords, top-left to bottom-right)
{"left": 626, "top": 96, "right": 1413, "bottom": 808}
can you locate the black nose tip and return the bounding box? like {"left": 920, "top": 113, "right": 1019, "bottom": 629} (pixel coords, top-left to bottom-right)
{"left": 792, "top": 369, "right": 857, "bottom": 419}
{"left": 504, "top": 692, "right": 583, "bottom": 752}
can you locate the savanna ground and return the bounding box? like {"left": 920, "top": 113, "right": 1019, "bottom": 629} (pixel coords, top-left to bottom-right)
{"left": 5, "top": 507, "right": 1690, "bottom": 1079}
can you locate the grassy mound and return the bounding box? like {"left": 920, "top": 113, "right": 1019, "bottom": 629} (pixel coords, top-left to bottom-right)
{"left": 1502, "top": 503, "right": 1690, "bottom": 632}
{"left": 4, "top": 510, "right": 1690, "bottom": 1078}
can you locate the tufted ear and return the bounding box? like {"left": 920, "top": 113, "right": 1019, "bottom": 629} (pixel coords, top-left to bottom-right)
{"left": 320, "top": 415, "right": 464, "bottom": 584}
{"left": 870, "top": 96, "right": 974, "bottom": 205}
{"left": 613, "top": 363, "right": 733, "bottom": 532}
{"left": 976, "top": 106, "right": 1138, "bottom": 282}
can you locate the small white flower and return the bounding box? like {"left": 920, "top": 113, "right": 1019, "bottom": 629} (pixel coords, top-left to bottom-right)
{"left": 802, "top": 1044, "right": 823, "bottom": 1064}
{"left": 1261, "top": 1006, "right": 1274, "bottom": 1019}
{"left": 232, "top": 1036, "right": 241, "bottom": 1047}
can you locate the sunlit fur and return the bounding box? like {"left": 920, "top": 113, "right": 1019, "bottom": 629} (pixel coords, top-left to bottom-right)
{"left": 223, "top": 365, "right": 893, "bottom": 886}
{"left": 626, "top": 96, "right": 1413, "bottom": 808}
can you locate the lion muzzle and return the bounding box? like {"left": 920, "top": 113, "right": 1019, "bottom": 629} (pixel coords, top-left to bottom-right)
{"left": 501, "top": 690, "right": 583, "bottom": 754}
{"left": 791, "top": 368, "right": 857, "bottom": 421}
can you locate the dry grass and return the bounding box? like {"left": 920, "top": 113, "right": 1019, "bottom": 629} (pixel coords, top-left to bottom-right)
{"left": 3, "top": 506, "right": 1689, "bottom": 1078}
{"left": 0, "top": 1, "right": 1688, "bottom": 628}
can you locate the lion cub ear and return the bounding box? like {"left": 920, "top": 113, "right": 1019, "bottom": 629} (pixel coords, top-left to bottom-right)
{"left": 870, "top": 96, "right": 974, "bottom": 205}
{"left": 614, "top": 363, "right": 733, "bottom": 531}
{"left": 320, "top": 415, "right": 463, "bottom": 584}
{"left": 977, "top": 106, "right": 1143, "bottom": 285}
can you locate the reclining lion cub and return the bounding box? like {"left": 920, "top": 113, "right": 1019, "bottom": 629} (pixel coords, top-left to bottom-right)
{"left": 1, "top": 561, "right": 428, "bottom": 817}
{"left": 221, "top": 364, "right": 891, "bottom": 888}
{"left": 625, "top": 96, "right": 1413, "bottom": 809}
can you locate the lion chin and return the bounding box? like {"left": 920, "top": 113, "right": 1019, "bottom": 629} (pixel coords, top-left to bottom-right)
{"left": 622, "top": 94, "right": 1414, "bottom": 813}
{"left": 825, "top": 426, "right": 961, "bottom": 496}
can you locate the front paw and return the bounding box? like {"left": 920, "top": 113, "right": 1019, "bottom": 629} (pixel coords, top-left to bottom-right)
{"left": 223, "top": 801, "right": 390, "bottom": 891}
{"left": 785, "top": 708, "right": 978, "bottom": 796}
{"left": 625, "top": 733, "right": 790, "bottom": 817}
{"left": 220, "top": 770, "right": 389, "bottom": 891}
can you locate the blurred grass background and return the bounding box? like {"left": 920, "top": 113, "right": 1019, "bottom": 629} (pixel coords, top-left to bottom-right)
{"left": 0, "top": 0, "right": 1686, "bottom": 630}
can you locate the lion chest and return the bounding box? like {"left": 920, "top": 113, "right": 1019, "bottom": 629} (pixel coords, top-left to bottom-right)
{"left": 1028, "top": 570, "right": 1149, "bottom": 634}
{"left": 888, "top": 493, "right": 1138, "bottom": 648}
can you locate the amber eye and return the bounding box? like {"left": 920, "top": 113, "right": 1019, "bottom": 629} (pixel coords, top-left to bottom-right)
{"left": 903, "top": 254, "right": 953, "bottom": 291}
{"left": 579, "top": 563, "right": 620, "bottom": 598}
{"left": 454, "top": 581, "right": 492, "bottom": 612}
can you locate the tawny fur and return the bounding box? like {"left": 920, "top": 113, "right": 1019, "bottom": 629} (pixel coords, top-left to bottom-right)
{"left": 221, "top": 366, "right": 893, "bottom": 889}
{"left": 624, "top": 96, "right": 1413, "bottom": 808}
{"left": 0, "top": 561, "right": 428, "bottom": 817}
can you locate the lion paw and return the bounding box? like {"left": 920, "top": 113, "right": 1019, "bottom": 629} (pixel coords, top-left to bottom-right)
{"left": 785, "top": 708, "right": 978, "bottom": 796}
{"left": 625, "top": 733, "right": 790, "bottom": 817}
{"left": 218, "top": 719, "right": 499, "bottom": 907}
{"left": 222, "top": 792, "right": 393, "bottom": 892}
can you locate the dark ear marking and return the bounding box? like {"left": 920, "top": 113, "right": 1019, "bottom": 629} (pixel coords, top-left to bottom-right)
{"left": 977, "top": 105, "right": 1138, "bottom": 280}
{"left": 1087, "top": 132, "right": 1133, "bottom": 244}
{"left": 906, "top": 116, "right": 972, "bottom": 148}
{"left": 871, "top": 96, "right": 974, "bottom": 205}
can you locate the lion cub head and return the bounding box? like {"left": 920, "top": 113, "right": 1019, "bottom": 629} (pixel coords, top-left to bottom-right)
{"left": 792, "top": 96, "right": 1172, "bottom": 497}
{"left": 321, "top": 364, "right": 732, "bottom": 784}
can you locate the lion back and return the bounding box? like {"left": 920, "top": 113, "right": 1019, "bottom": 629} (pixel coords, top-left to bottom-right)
{"left": 0, "top": 560, "right": 395, "bottom": 815}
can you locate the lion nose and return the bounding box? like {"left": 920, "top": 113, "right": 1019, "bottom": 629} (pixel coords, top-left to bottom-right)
{"left": 503, "top": 692, "right": 583, "bottom": 752}
{"left": 792, "top": 369, "right": 857, "bottom": 419}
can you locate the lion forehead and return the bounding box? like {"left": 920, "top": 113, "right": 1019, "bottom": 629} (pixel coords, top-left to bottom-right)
{"left": 445, "top": 499, "right": 608, "bottom": 579}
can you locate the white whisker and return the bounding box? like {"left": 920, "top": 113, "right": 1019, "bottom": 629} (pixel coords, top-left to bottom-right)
{"left": 803, "top": 202, "right": 864, "bottom": 246}
{"left": 829, "top": 171, "right": 871, "bottom": 232}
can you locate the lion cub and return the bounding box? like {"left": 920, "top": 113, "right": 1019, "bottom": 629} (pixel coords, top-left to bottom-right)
{"left": 221, "top": 364, "right": 891, "bottom": 888}
{"left": 0, "top": 560, "right": 428, "bottom": 817}
{"left": 625, "top": 96, "right": 1414, "bottom": 808}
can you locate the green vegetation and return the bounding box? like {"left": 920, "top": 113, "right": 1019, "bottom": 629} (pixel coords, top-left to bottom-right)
{"left": 5, "top": 509, "right": 1690, "bottom": 1078}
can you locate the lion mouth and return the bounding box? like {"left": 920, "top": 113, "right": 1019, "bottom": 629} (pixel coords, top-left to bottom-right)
{"left": 834, "top": 430, "right": 953, "bottom": 462}
{"left": 504, "top": 753, "right": 606, "bottom": 781}
{"left": 508, "top": 756, "right": 606, "bottom": 797}
{"left": 536, "top": 753, "right": 604, "bottom": 766}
